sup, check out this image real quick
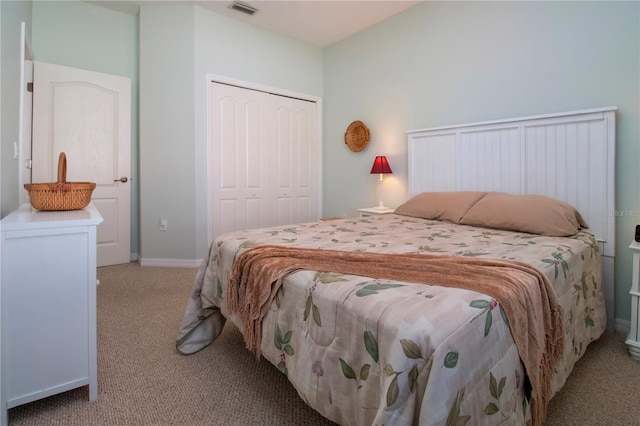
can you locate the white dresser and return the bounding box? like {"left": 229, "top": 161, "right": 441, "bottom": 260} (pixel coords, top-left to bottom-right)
{"left": 0, "top": 204, "right": 103, "bottom": 425}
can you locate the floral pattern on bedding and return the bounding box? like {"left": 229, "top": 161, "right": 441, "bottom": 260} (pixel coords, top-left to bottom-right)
{"left": 177, "top": 214, "right": 606, "bottom": 425}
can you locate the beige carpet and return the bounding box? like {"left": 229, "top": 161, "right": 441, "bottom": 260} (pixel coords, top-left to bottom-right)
{"left": 7, "top": 262, "right": 640, "bottom": 425}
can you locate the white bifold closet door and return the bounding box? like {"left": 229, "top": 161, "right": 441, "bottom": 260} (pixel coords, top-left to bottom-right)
{"left": 210, "top": 81, "right": 319, "bottom": 240}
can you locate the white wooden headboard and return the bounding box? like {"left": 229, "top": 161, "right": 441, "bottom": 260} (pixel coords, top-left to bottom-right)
{"left": 407, "top": 107, "right": 617, "bottom": 329}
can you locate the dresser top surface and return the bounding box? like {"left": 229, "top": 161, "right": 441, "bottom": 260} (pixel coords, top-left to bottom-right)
{"left": 0, "top": 203, "right": 103, "bottom": 231}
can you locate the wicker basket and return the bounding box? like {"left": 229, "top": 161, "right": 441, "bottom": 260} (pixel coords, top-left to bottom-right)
{"left": 344, "top": 120, "right": 370, "bottom": 152}
{"left": 24, "top": 152, "right": 96, "bottom": 211}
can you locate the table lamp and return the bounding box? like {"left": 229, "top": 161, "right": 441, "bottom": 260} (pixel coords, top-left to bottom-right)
{"left": 370, "top": 156, "right": 392, "bottom": 209}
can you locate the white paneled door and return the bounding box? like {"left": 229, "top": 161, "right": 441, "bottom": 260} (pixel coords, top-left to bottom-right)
{"left": 210, "top": 81, "right": 319, "bottom": 242}
{"left": 31, "top": 61, "right": 131, "bottom": 267}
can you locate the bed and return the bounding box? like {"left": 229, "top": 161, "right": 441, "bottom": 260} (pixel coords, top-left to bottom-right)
{"left": 177, "top": 107, "right": 616, "bottom": 425}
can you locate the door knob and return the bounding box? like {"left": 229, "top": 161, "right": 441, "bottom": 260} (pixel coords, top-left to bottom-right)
{"left": 114, "top": 177, "right": 129, "bottom": 183}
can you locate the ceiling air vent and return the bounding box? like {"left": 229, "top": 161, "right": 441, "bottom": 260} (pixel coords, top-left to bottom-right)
{"left": 230, "top": 1, "right": 258, "bottom": 15}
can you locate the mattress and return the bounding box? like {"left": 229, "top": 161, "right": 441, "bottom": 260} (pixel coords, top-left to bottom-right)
{"left": 177, "top": 214, "right": 606, "bottom": 425}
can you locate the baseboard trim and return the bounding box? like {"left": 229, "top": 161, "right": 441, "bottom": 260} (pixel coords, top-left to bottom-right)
{"left": 137, "top": 257, "right": 202, "bottom": 268}
{"left": 615, "top": 318, "right": 630, "bottom": 334}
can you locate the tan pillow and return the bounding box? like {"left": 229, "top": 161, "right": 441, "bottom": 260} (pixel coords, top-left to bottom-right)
{"left": 459, "top": 192, "right": 589, "bottom": 237}
{"left": 394, "top": 191, "right": 488, "bottom": 223}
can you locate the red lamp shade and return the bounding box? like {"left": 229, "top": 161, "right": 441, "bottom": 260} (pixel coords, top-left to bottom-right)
{"left": 370, "top": 156, "right": 393, "bottom": 174}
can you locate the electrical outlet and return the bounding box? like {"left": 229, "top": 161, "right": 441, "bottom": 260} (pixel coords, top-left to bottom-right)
{"left": 341, "top": 212, "right": 347, "bottom": 219}
{"left": 160, "top": 217, "right": 167, "bottom": 231}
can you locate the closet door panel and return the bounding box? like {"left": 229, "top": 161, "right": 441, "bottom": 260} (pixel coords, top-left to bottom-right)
{"left": 218, "top": 96, "right": 239, "bottom": 191}
{"left": 274, "top": 104, "right": 294, "bottom": 226}
{"left": 245, "top": 198, "right": 265, "bottom": 230}
{"left": 212, "top": 86, "right": 246, "bottom": 237}
{"left": 275, "top": 198, "right": 293, "bottom": 227}
{"left": 271, "top": 96, "right": 318, "bottom": 224}
{"left": 243, "top": 93, "right": 272, "bottom": 229}
{"left": 219, "top": 199, "right": 239, "bottom": 236}
{"left": 296, "top": 107, "right": 315, "bottom": 190}
{"left": 294, "top": 103, "right": 318, "bottom": 222}
{"left": 275, "top": 106, "right": 292, "bottom": 189}
{"left": 297, "top": 197, "right": 313, "bottom": 224}
{"left": 244, "top": 100, "right": 264, "bottom": 190}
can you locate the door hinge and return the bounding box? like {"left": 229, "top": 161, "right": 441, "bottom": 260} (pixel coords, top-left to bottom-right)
{"left": 27, "top": 82, "right": 33, "bottom": 92}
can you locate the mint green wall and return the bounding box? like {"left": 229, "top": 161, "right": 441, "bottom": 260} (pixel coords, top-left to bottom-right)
{"left": 1, "top": 0, "right": 32, "bottom": 218}
{"left": 193, "top": 6, "right": 322, "bottom": 94}
{"left": 138, "top": 5, "right": 195, "bottom": 261}
{"left": 323, "top": 1, "right": 640, "bottom": 323}
{"left": 30, "top": 0, "right": 139, "bottom": 257}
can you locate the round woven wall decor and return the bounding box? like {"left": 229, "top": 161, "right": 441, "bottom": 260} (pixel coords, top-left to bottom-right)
{"left": 344, "top": 120, "right": 370, "bottom": 152}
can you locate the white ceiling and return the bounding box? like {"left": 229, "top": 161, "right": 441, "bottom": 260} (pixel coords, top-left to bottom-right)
{"left": 86, "top": 0, "right": 420, "bottom": 47}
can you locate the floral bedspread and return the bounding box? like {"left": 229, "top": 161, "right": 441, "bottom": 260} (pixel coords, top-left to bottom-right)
{"left": 176, "top": 214, "right": 605, "bottom": 425}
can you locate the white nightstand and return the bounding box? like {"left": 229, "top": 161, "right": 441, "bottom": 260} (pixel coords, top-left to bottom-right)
{"left": 627, "top": 240, "right": 640, "bottom": 360}
{"left": 358, "top": 207, "right": 395, "bottom": 217}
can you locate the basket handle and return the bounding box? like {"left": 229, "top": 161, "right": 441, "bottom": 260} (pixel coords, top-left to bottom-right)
{"left": 57, "top": 152, "right": 67, "bottom": 184}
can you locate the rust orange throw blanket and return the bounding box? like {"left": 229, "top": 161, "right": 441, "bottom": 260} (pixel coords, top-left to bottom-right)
{"left": 227, "top": 245, "right": 563, "bottom": 426}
